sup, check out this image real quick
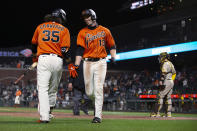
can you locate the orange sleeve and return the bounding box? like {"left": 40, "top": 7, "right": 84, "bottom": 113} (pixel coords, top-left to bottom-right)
{"left": 77, "top": 30, "right": 86, "bottom": 48}
{"left": 105, "top": 29, "right": 115, "bottom": 49}
{"left": 61, "top": 28, "right": 70, "bottom": 48}
{"left": 31, "top": 26, "right": 39, "bottom": 45}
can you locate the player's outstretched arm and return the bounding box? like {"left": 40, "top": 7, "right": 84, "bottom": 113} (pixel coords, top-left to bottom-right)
{"left": 109, "top": 49, "right": 116, "bottom": 64}
{"left": 75, "top": 45, "right": 84, "bottom": 66}
{"left": 75, "top": 56, "right": 82, "bottom": 66}
{"left": 110, "top": 49, "right": 116, "bottom": 59}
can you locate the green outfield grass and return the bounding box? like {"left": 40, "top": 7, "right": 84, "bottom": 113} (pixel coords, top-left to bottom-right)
{"left": 0, "top": 107, "right": 197, "bottom": 131}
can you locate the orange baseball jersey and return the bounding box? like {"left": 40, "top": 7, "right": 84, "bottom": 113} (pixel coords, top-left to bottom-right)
{"left": 16, "top": 90, "right": 22, "bottom": 96}
{"left": 77, "top": 25, "right": 115, "bottom": 58}
{"left": 32, "top": 21, "right": 70, "bottom": 57}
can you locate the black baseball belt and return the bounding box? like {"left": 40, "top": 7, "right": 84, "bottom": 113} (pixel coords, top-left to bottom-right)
{"left": 84, "top": 58, "right": 105, "bottom": 62}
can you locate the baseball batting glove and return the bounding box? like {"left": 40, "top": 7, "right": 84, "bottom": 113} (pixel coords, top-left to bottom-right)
{"left": 68, "top": 63, "right": 79, "bottom": 78}
{"left": 109, "top": 57, "right": 116, "bottom": 67}
{"left": 110, "top": 57, "right": 115, "bottom": 62}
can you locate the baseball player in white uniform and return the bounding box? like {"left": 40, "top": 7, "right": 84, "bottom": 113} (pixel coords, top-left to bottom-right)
{"left": 151, "top": 52, "right": 176, "bottom": 117}
{"left": 69, "top": 9, "right": 116, "bottom": 123}
{"left": 31, "top": 9, "right": 70, "bottom": 123}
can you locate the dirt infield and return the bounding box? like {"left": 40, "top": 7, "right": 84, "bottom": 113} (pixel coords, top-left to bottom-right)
{"left": 0, "top": 111, "right": 197, "bottom": 120}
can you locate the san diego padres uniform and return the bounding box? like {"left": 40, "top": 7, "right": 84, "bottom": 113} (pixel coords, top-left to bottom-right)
{"left": 32, "top": 21, "right": 70, "bottom": 121}
{"left": 77, "top": 25, "right": 116, "bottom": 119}
{"left": 158, "top": 59, "right": 176, "bottom": 116}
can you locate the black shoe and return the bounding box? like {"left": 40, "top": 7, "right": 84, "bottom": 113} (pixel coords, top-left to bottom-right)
{"left": 37, "top": 120, "right": 49, "bottom": 123}
{"left": 92, "top": 117, "right": 101, "bottom": 123}
{"left": 73, "top": 112, "right": 80, "bottom": 116}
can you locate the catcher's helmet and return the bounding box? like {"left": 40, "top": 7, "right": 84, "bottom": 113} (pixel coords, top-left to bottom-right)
{"left": 158, "top": 52, "right": 170, "bottom": 63}
{"left": 52, "top": 9, "right": 66, "bottom": 22}
{"left": 81, "top": 9, "right": 97, "bottom": 20}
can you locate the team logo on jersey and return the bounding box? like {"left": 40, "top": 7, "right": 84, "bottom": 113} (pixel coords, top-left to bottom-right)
{"left": 85, "top": 31, "right": 105, "bottom": 46}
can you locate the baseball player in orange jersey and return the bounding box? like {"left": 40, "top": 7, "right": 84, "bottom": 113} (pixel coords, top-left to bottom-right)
{"left": 31, "top": 9, "right": 70, "bottom": 123}
{"left": 14, "top": 89, "right": 22, "bottom": 107}
{"left": 69, "top": 9, "right": 116, "bottom": 123}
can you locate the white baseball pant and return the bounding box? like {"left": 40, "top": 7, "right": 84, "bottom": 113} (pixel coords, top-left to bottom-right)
{"left": 83, "top": 58, "right": 107, "bottom": 119}
{"left": 14, "top": 96, "right": 20, "bottom": 104}
{"left": 37, "top": 54, "right": 63, "bottom": 121}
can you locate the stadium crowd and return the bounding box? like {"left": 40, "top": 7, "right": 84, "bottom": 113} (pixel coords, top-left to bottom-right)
{"left": 0, "top": 69, "right": 196, "bottom": 111}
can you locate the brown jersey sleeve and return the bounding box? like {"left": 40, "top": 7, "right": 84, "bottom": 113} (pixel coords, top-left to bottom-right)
{"left": 105, "top": 28, "right": 116, "bottom": 49}
{"left": 61, "top": 28, "right": 70, "bottom": 48}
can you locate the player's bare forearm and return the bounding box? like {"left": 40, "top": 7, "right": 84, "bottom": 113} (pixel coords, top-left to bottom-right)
{"left": 110, "top": 49, "right": 116, "bottom": 58}
{"left": 75, "top": 56, "right": 83, "bottom": 66}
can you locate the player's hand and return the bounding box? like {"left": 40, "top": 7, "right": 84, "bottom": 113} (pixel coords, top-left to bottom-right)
{"left": 108, "top": 57, "right": 116, "bottom": 68}
{"left": 109, "top": 57, "right": 116, "bottom": 64}
{"left": 32, "top": 56, "right": 38, "bottom": 63}
{"left": 68, "top": 63, "right": 79, "bottom": 78}
{"left": 159, "top": 80, "right": 165, "bottom": 90}
{"left": 159, "top": 80, "right": 163, "bottom": 86}
{"left": 32, "top": 53, "right": 38, "bottom": 63}
{"left": 68, "top": 83, "right": 73, "bottom": 91}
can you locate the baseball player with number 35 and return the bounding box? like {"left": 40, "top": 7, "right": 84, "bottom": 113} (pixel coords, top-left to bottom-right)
{"left": 31, "top": 9, "right": 70, "bottom": 123}
{"left": 69, "top": 9, "right": 116, "bottom": 123}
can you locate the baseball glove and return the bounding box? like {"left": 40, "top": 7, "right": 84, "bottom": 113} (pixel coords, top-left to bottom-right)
{"left": 68, "top": 63, "right": 78, "bottom": 78}
{"left": 158, "top": 80, "right": 165, "bottom": 90}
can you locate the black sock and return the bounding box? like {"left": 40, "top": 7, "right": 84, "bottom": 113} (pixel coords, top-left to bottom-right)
{"left": 50, "top": 107, "right": 55, "bottom": 114}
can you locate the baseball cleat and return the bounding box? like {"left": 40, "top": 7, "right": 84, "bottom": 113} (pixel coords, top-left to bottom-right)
{"left": 150, "top": 113, "right": 156, "bottom": 117}
{"left": 167, "top": 115, "right": 172, "bottom": 118}
{"left": 49, "top": 114, "right": 55, "bottom": 119}
{"left": 36, "top": 120, "right": 49, "bottom": 123}
{"left": 161, "top": 114, "right": 172, "bottom": 118}
{"left": 156, "top": 113, "right": 161, "bottom": 117}
{"left": 167, "top": 112, "right": 172, "bottom": 118}
{"left": 92, "top": 117, "right": 101, "bottom": 123}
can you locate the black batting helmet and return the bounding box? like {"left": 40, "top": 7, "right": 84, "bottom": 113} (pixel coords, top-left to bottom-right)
{"left": 52, "top": 9, "right": 66, "bottom": 22}
{"left": 81, "top": 9, "right": 97, "bottom": 20}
